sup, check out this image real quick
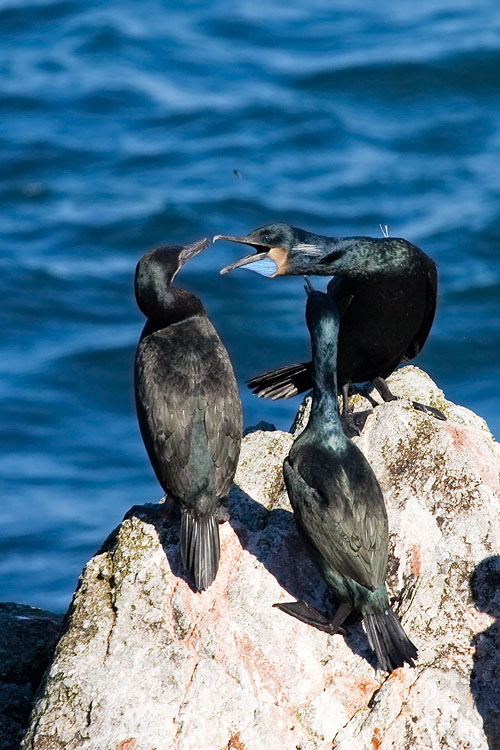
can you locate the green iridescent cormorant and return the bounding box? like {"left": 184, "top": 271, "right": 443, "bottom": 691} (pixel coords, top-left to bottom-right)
{"left": 134, "top": 238, "right": 242, "bottom": 591}
{"left": 215, "top": 224, "right": 445, "bottom": 434}
{"left": 275, "top": 279, "right": 417, "bottom": 672}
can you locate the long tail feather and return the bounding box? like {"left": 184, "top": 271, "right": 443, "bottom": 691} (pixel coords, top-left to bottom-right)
{"left": 180, "top": 512, "right": 220, "bottom": 592}
{"left": 363, "top": 608, "right": 418, "bottom": 672}
{"left": 247, "top": 362, "right": 312, "bottom": 400}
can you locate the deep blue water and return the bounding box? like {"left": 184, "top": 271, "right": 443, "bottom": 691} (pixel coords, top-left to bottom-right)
{"left": 1, "top": 0, "right": 500, "bottom": 612}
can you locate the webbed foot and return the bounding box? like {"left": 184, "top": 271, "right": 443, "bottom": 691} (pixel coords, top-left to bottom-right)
{"left": 273, "top": 599, "right": 351, "bottom": 636}
{"left": 340, "top": 382, "right": 372, "bottom": 437}
{"left": 412, "top": 401, "right": 447, "bottom": 420}
{"left": 373, "top": 376, "right": 447, "bottom": 422}
{"left": 341, "top": 409, "right": 372, "bottom": 438}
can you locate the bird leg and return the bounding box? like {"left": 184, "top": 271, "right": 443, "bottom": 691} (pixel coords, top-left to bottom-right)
{"left": 372, "top": 376, "right": 397, "bottom": 402}
{"left": 373, "top": 376, "right": 446, "bottom": 421}
{"left": 340, "top": 382, "right": 372, "bottom": 437}
{"left": 273, "top": 599, "right": 352, "bottom": 636}
{"left": 216, "top": 505, "right": 230, "bottom": 523}
{"left": 352, "top": 383, "right": 379, "bottom": 408}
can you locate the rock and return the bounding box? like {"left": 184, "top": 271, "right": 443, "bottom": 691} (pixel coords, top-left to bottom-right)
{"left": 0, "top": 603, "right": 62, "bottom": 750}
{"left": 234, "top": 428, "right": 294, "bottom": 511}
{"left": 21, "top": 367, "right": 500, "bottom": 750}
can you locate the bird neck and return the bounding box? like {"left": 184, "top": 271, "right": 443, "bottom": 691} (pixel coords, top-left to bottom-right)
{"left": 317, "top": 236, "right": 412, "bottom": 279}
{"left": 307, "top": 323, "right": 346, "bottom": 443}
{"left": 137, "top": 285, "right": 205, "bottom": 326}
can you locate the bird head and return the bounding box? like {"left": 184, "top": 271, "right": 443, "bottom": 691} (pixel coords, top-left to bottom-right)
{"left": 215, "top": 224, "right": 333, "bottom": 277}
{"left": 135, "top": 238, "right": 209, "bottom": 319}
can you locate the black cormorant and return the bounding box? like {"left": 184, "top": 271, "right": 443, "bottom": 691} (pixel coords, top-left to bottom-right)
{"left": 275, "top": 279, "right": 417, "bottom": 672}
{"left": 134, "top": 238, "right": 242, "bottom": 591}
{"left": 215, "top": 224, "right": 444, "bottom": 434}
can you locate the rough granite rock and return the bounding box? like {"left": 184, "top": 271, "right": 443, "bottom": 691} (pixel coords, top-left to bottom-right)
{"left": 0, "top": 603, "right": 62, "bottom": 750}
{"left": 22, "top": 367, "right": 500, "bottom": 750}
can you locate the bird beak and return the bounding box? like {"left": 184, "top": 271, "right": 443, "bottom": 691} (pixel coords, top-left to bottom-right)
{"left": 213, "top": 235, "right": 250, "bottom": 244}
{"left": 304, "top": 276, "right": 315, "bottom": 295}
{"left": 220, "top": 251, "right": 274, "bottom": 275}
{"left": 178, "top": 237, "right": 210, "bottom": 266}
{"left": 214, "top": 235, "right": 276, "bottom": 276}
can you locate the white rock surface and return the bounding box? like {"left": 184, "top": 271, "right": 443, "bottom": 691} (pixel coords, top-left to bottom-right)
{"left": 22, "top": 367, "right": 500, "bottom": 750}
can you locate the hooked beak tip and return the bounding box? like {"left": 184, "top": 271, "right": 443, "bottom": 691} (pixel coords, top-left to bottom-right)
{"left": 178, "top": 237, "right": 210, "bottom": 264}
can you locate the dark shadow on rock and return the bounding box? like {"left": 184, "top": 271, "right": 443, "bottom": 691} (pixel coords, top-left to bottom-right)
{"left": 470, "top": 556, "right": 500, "bottom": 750}
{"left": 120, "top": 493, "right": 378, "bottom": 667}
{"left": 226, "top": 487, "right": 377, "bottom": 669}
{"left": 122, "top": 501, "right": 198, "bottom": 592}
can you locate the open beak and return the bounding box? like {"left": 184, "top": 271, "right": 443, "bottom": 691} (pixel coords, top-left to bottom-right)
{"left": 178, "top": 237, "right": 210, "bottom": 266}
{"left": 220, "top": 251, "right": 272, "bottom": 275}
{"left": 213, "top": 235, "right": 276, "bottom": 276}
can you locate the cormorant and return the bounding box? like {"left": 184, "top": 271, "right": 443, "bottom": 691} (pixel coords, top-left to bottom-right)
{"left": 214, "top": 224, "right": 445, "bottom": 434}
{"left": 275, "top": 280, "right": 417, "bottom": 672}
{"left": 134, "top": 238, "right": 242, "bottom": 591}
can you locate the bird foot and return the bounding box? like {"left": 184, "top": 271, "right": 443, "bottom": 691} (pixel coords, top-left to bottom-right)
{"left": 273, "top": 599, "right": 351, "bottom": 636}
{"left": 341, "top": 409, "right": 372, "bottom": 438}
{"left": 156, "top": 496, "right": 178, "bottom": 519}
{"left": 216, "top": 505, "right": 230, "bottom": 523}
{"left": 123, "top": 502, "right": 173, "bottom": 523}
{"left": 353, "top": 385, "right": 380, "bottom": 408}
{"left": 373, "top": 377, "right": 446, "bottom": 421}
{"left": 412, "top": 401, "right": 447, "bottom": 421}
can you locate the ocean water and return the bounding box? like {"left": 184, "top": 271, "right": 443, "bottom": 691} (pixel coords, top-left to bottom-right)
{"left": 1, "top": 0, "right": 500, "bottom": 612}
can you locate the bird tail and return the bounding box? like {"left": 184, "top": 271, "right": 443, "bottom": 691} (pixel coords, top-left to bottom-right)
{"left": 363, "top": 608, "right": 418, "bottom": 672}
{"left": 180, "top": 512, "right": 220, "bottom": 592}
{"left": 247, "top": 362, "right": 312, "bottom": 400}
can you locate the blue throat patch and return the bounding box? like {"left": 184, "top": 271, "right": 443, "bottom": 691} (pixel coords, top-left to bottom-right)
{"left": 243, "top": 257, "right": 277, "bottom": 277}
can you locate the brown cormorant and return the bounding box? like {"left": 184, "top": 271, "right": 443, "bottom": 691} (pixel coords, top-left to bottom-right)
{"left": 214, "top": 224, "right": 445, "bottom": 434}
{"left": 275, "top": 279, "right": 417, "bottom": 672}
{"left": 134, "top": 238, "right": 242, "bottom": 591}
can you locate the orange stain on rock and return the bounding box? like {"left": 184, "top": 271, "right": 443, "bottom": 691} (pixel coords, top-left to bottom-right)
{"left": 387, "top": 666, "right": 408, "bottom": 683}
{"left": 117, "top": 740, "right": 136, "bottom": 750}
{"left": 342, "top": 674, "right": 380, "bottom": 717}
{"left": 234, "top": 631, "right": 282, "bottom": 700}
{"left": 446, "top": 424, "right": 500, "bottom": 491}
{"left": 447, "top": 424, "right": 469, "bottom": 450}
{"left": 411, "top": 543, "right": 422, "bottom": 578}
{"left": 226, "top": 732, "right": 246, "bottom": 750}
{"left": 371, "top": 727, "right": 383, "bottom": 749}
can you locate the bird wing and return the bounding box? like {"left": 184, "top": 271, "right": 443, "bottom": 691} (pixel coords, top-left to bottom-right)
{"left": 135, "top": 327, "right": 196, "bottom": 498}
{"left": 404, "top": 258, "right": 437, "bottom": 360}
{"left": 135, "top": 319, "right": 242, "bottom": 501}
{"left": 200, "top": 328, "right": 243, "bottom": 498}
{"left": 285, "top": 442, "right": 388, "bottom": 590}
{"left": 326, "top": 276, "right": 355, "bottom": 317}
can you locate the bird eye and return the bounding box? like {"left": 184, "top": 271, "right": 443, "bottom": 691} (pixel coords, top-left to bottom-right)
{"left": 263, "top": 235, "right": 271, "bottom": 244}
